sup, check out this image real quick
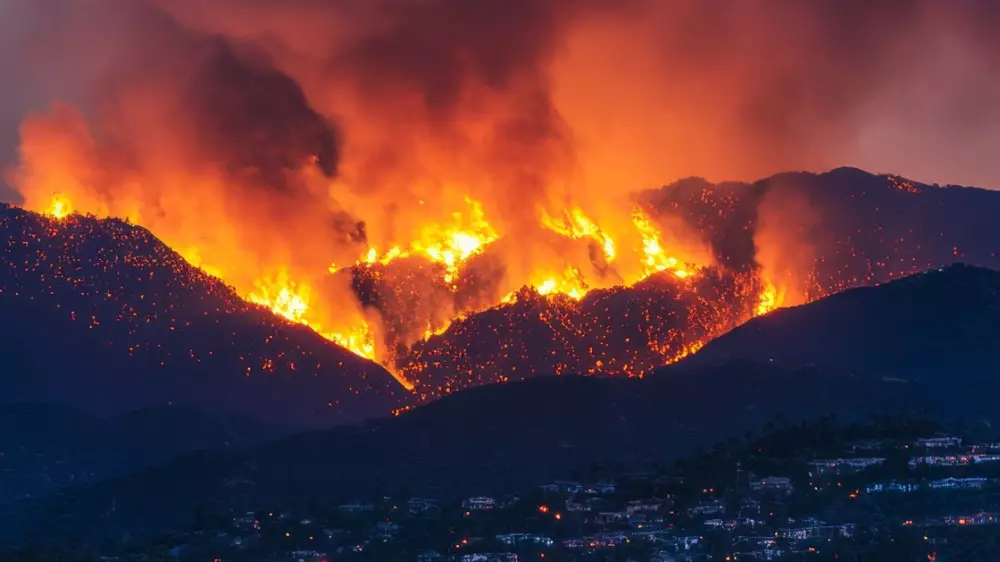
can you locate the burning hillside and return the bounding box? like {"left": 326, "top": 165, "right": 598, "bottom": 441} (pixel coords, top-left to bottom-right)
{"left": 28, "top": 181, "right": 766, "bottom": 395}
{"left": 5, "top": 0, "right": 1000, "bottom": 401}
{"left": 14, "top": 167, "right": 1000, "bottom": 406}
{"left": 0, "top": 204, "right": 405, "bottom": 426}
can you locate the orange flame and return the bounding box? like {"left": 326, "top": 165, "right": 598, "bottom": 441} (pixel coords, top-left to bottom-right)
{"left": 44, "top": 195, "right": 74, "bottom": 220}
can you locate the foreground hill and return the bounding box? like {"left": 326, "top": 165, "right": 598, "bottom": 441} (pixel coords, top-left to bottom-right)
{"left": 7, "top": 365, "right": 906, "bottom": 540}
{"left": 0, "top": 403, "right": 290, "bottom": 504}
{"left": 0, "top": 205, "right": 406, "bottom": 426}
{"left": 677, "top": 263, "right": 1000, "bottom": 378}
{"left": 14, "top": 263, "right": 1000, "bottom": 540}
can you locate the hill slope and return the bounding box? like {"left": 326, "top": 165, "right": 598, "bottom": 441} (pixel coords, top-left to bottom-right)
{"left": 13, "top": 264, "right": 1000, "bottom": 539}
{"left": 0, "top": 403, "right": 290, "bottom": 504}
{"left": 676, "top": 263, "right": 1000, "bottom": 378}
{"left": 0, "top": 205, "right": 407, "bottom": 426}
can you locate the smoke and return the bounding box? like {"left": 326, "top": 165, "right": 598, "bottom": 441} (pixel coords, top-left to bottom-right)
{"left": 754, "top": 185, "right": 821, "bottom": 307}
{"left": 553, "top": 0, "right": 1000, "bottom": 191}
{"left": 3, "top": 0, "right": 1000, "bottom": 365}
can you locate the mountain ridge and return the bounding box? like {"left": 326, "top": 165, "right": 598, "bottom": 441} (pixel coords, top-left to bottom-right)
{"left": 0, "top": 204, "right": 407, "bottom": 427}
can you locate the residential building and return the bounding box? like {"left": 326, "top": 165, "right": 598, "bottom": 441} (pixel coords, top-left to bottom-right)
{"left": 808, "top": 457, "right": 885, "bottom": 476}
{"left": 917, "top": 436, "right": 962, "bottom": 448}
{"left": 928, "top": 477, "right": 989, "bottom": 490}
{"left": 866, "top": 481, "right": 920, "bottom": 493}
{"left": 751, "top": 476, "right": 794, "bottom": 494}
{"left": 462, "top": 496, "right": 496, "bottom": 510}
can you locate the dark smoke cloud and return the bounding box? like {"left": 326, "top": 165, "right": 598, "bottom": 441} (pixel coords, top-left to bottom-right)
{"left": 185, "top": 39, "right": 339, "bottom": 186}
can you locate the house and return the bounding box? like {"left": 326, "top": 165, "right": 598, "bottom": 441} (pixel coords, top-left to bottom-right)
{"left": 916, "top": 436, "right": 962, "bottom": 448}
{"left": 596, "top": 511, "right": 628, "bottom": 523}
{"left": 496, "top": 533, "right": 553, "bottom": 547}
{"left": 865, "top": 481, "right": 920, "bottom": 493}
{"left": 289, "top": 550, "right": 327, "bottom": 562}
{"left": 689, "top": 499, "right": 726, "bottom": 516}
{"left": 943, "top": 512, "right": 999, "bottom": 526}
{"left": 565, "top": 499, "right": 591, "bottom": 512}
{"left": 460, "top": 554, "right": 518, "bottom": 562}
{"left": 733, "top": 536, "right": 778, "bottom": 549}
{"left": 627, "top": 499, "right": 664, "bottom": 513}
{"left": 417, "top": 551, "right": 443, "bottom": 562}
{"left": 781, "top": 524, "right": 855, "bottom": 541}
{"left": 703, "top": 518, "right": 725, "bottom": 528}
{"left": 808, "top": 457, "right": 885, "bottom": 476}
{"left": 462, "top": 496, "right": 496, "bottom": 510}
{"left": 584, "top": 482, "right": 617, "bottom": 495}
{"left": 911, "top": 453, "right": 1000, "bottom": 468}
{"left": 751, "top": 476, "right": 794, "bottom": 494}
{"left": 928, "top": 477, "right": 989, "bottom": 490}
{"left": 729, "top": 517, "right": 766, "bottom": 528}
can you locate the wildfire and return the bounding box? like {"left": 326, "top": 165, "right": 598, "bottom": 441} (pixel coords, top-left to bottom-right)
{"left": 332, "top": 198, "right": 499, "bottom": 286}
{"left": 754, "top": 278, "right": 784, "bottom": 317}
{"left": 44, "top": 195, "right": 74, "bottom": 220}
{"left": 631, "top": 210, "right": 693, "bottom": 280}
{"left": 411, "top": 199, "right": 499, "bottom": 284}
{"left": 246, "top": 272, "right": 413, "bottom": 390}
{"left": 248, "top": 273, "right": 310, "bottom": 324}
{"left": 540, "top": 207, "right": 616, "bottom": 264}
{"left": 22, "top": 185, "right": 758, "bottom": 392}
{"left": 534, "top": 265, "right": 589, "bottom": 300}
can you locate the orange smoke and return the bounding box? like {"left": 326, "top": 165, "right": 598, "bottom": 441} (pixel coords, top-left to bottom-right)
{"left": 26, "top": 0, "right": 1000, "bottom": 390}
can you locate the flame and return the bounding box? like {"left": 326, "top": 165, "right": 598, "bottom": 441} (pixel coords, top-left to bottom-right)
{"left": 44, "top": 195, "right": 74, "bottom": 220}
{"left": 411, "top": 198, "right": 499, "bottom": 284}
{"left": 533, "top": 265, "right": 588, "bottom": 300}
{"left": 246, "top": 271, "right": 413, "bottom": 390}
{"left": 754, "top": 278, "right": 785, "bottom": 317}
{"left": 631, "top": 210, "right": 693, "bottom": 279}
{"left": 540, "top": 206, "right": 616, "bottom": 264}
{"left": 333, "top": 198, "right": 498, "bottom": 287}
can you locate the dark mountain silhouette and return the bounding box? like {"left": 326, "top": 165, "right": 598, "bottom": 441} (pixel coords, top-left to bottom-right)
{"left": 0, "top": 403, "right": 290, "bottom": 504}
{"left": 0, "top": 205, "right": 407, "bottom": 427}
{"left": 397, "top": 168, "right": 1000, "bottom": 396}
{"left": 12, "top": 263, "right": 1000, "bottom": 541}
{"left": 676, "top": 263, "right": 1000, "bottom": 378}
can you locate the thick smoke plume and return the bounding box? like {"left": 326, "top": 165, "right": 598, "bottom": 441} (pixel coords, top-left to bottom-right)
{"left": 3, "top": 0, "right": 1000, "bottom": 369}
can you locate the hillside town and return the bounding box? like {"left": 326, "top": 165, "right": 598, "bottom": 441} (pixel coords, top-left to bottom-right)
{"left": 19, "top": 415, "right": 1000, "bottom": 562}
